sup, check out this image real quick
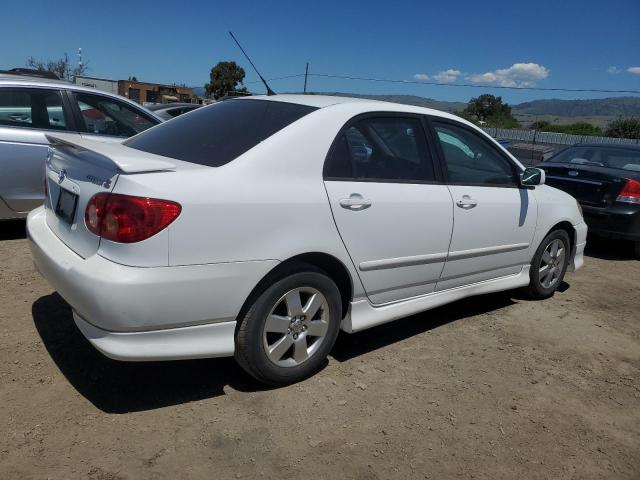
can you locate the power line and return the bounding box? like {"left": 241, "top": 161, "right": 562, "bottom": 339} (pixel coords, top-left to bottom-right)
{"left": 309, "top": 73, "right": 640, "bottom": 94}
{"left": 241, "top": 71, "right": 640, "bottom": 95}
{"left": 244, "top": 73, "right": 305, "bottom": 85}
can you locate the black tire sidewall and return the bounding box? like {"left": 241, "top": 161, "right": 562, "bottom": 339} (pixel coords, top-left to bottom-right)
{"left": 235, "top": 269, "right": 342, "bottom": 385}
{"left": 529, "top": 230, "right": 571, "bottom": 298}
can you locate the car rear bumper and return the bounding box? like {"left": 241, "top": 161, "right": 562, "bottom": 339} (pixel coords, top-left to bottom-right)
{"left": 73, "top": 311, "right": 237, "bottom": 361}
{"left": 582, "top": 204, "right": 640, "bottom": 242}
{"left": 27, "top": 206, "right": 279, "bottom": 360}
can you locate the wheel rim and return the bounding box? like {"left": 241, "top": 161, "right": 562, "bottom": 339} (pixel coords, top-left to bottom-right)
{"left": 538, "top": 238, "right": 565, "bottom": 289}
{"left": 262, "top": 287, "right": 330, "bottom": 367}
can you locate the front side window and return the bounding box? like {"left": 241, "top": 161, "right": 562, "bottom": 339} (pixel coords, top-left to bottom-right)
{"left": 126, "top": 99, "right": 317, "bottom": 167}
{"left": 324, "top": 116, "right": 436, "bottom": 182}
{"left": 0, "top": 88, "right": 67, "bottom": 131}
{"left": 433, "top": 121, "right": 518, "bottom": 186}
{"left": 74, "top": 92, "right": 157, "bottom": 137}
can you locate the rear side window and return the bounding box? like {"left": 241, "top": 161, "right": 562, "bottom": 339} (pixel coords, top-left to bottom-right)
{"left": 125, "top": 99, "right": 318, "bottom": 167}
{"left": 324, "top": 116, "right": 436, "bottom": 182}
{"left": 74, "top": 92, "right": 157, "bottom": 137}
{"left": 0, "top": 88, "right": 67, "bottom": 130}
{"left": 550, "top": 146, "right": 640, "bottom": 171}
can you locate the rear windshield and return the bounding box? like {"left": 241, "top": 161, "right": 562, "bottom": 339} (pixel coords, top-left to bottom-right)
{"left": 550, "top": 146, "right": 640, "bottom": 172}
{"left": 125, "top": 99, "right": 318, "bottom": 167}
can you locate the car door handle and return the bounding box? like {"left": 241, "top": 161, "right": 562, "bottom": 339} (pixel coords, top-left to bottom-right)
{"left": 456, "top": 196, "right": 478, "bottom": 209}
{"left": 340, "top": 194, "right": 372, "bottom": 210}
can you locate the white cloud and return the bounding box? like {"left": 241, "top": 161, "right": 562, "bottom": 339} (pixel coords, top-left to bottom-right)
{"left": 413, "top": 73, "right": 429, "bottom": 81}
{"left": 607, "top": 66, "right": 621, "bottom": 74}
{"left": 433, "top": 69, "right": 461, "bottom": 83}
{"left": 468, "top": 62, "right": 549, "bottom": 87}
{"left": 628, "top": 66, "right": 640, "bottom": 74}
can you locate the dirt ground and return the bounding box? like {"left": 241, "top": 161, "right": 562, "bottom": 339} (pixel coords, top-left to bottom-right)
{"left": 1, "top": 220, "right": 638, "bottom": 480}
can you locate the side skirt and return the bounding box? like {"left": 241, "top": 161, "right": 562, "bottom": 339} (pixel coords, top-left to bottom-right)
{"left": 341, "top": 266, "right": 530, "bottom": 333}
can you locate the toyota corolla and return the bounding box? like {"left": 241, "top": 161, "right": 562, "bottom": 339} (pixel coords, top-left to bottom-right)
{"left": 28, "top": 95, "right": 587, "bottom": 385}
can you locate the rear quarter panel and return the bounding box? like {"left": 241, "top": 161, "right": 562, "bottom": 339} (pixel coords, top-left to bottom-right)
{"left": 111, "top": 105, "right": 369, "bottom": 298}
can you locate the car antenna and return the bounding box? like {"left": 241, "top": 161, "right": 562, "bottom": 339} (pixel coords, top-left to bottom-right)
{"left": 228, "top": 31, "right": 276, "bottom": 96}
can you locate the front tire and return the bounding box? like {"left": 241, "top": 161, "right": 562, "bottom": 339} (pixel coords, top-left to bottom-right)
{"left": 523, "top": 229, "right": 570, "bottom": 300}
{"left": 235, "top": 266, "right": 342, "bottom": 385}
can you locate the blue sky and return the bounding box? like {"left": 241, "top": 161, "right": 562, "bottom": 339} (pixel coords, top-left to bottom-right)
{"left": 3, "top": 0, "right": 639, "bottom": 103}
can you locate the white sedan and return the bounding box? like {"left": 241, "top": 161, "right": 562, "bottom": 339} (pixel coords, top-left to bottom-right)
{"left": 28, "top": 95, "right": 587, "bottom": 385}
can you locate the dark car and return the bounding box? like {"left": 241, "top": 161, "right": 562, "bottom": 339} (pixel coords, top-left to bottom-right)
{"left": 540, "top": 144, "right": 640, "bottom": 256}
{"left": 145, "top": 102, "right": 201, "bottom": 121}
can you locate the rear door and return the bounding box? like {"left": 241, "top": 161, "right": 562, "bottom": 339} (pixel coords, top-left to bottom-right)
{"left": 0, "top": 87, "right": 75, "bottom": 212}
{"left": 430, "top": 119, "right": 537, "bottom": 291}
{"left": 324, "top": 114, "right": 454, "bottom": 305}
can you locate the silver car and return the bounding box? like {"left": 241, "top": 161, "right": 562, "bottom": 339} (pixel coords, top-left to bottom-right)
{"left": 0, "top": 72, "right": 162, "bottom": 220}
{"left": 145, "top": 102, "right": 201, "bottom": 121}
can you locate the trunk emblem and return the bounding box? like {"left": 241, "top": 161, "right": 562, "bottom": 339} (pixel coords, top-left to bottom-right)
{"left": 86, "top": 174, "right": 112, "bottom": 189}
{"left": 568, "top": 170, "right": 579, "bottom": 177}
{"left": 58, "top": 169, "right": 67, "bottom": 184}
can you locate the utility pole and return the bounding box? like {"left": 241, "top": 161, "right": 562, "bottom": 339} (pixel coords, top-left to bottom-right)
{"left": 303, "top": 63, "right": 309, "bottom": 94}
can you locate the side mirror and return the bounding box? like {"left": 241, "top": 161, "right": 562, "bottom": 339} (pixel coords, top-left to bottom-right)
{"left": 521, "top": 167, "right": 545, "bottom": 187}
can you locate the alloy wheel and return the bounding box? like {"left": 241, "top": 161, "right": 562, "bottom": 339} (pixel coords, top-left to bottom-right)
{"left": 262, "top": 287, "right": 330, "bottom": 367}
{"left": 538, "top": 238, "right": 565, "bottom": 289}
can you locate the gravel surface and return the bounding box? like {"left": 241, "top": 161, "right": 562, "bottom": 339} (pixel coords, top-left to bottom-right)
{"left": 1, "top": 220, "right": 638, "bottom": 479}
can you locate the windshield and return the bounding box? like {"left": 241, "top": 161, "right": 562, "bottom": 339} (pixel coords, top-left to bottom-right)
{"left": 125, "top": 99, "right": 318, "bottom": 167}
{"left": 549, "top": 146, "right": 640, "bottom": 172}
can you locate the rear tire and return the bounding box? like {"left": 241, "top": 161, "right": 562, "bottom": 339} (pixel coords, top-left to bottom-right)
{"left": 235, "top": 265, "right": 342, "bottom": 385}
{"left": 634, "top": 241, "right": 640, "bottom": 259}
{"left": 523, "top": 229, "right": 570, "bottom": 300}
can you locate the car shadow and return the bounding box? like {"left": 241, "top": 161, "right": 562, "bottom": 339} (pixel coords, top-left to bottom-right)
{"left": 331, "top": 291, "right": 517, "bottom": 362}
{"left": 33, "top": 290, "right": 526, "bottom": 413}
{"left": 0, "top": 219, "right": 26, "bottom": 240}
{"left": 584, "top": 235, "right": 637, "bottom": 261}
{"left": 32, "top": 293, "right": 273, "bottom": 414}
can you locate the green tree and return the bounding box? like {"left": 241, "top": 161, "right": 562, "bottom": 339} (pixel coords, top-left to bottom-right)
{"left": 459, "top": 94, "right": 520, "bottom": 128}
{"left": 205, "top": 61, "right": 248, "bottom": 99}
{"left": 26, "top": 53, "right": 88, "bottom": 80}
{"left": 605, "top": 118, "right": 640, "bottom": 139}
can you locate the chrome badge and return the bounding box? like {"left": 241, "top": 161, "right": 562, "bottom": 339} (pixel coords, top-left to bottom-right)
{"left": 58, "top": 169, "right": 67, "bottom": 184}
{"left": 568, "top": 170, "right": 579, "bottom": 177}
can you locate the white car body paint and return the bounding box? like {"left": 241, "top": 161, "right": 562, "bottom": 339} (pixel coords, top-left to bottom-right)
{"left": 28, "top": 95, "right": 587, "bottom": 362}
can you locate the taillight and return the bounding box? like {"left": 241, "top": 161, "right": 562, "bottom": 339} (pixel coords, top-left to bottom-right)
{"left": 616, "top": 179, "right": 640, "bottom": 204}
{"left": 85, "top": 193, "right": 181, "bottom": 243}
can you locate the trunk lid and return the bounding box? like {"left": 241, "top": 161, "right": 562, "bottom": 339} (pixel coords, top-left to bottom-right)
{"left": 44, "top": 133, "right": 175, "bottom": 258}
{"left": 542, "top": 162, "right": 628, "bottom": 208}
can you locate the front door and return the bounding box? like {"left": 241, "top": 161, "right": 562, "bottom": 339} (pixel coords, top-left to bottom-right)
{"left": 324, "top": 115, "right": 454, "bottom": 305}
{"left": 430, "top": 119, "right": 537, "bottom": 291}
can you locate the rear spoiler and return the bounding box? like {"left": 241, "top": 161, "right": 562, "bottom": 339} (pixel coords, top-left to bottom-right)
{"left": 46, "top": 133, "right": 176, "bottom": 173}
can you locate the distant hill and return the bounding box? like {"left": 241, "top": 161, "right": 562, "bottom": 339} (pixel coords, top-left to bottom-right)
{"left": 191, "top": 88, "right": 640, "bottom": 121}
{"left": 513, "top": 97, "right": 640, "bottom": 117}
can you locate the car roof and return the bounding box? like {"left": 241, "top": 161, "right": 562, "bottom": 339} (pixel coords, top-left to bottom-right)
{"left": 0, "top": 73, "right": 113, "bottom": 96}
{"left": 0, "top": 74, "right": 162, "bottom": 120}
{"left": 236, "top": 94, "right": 465, "bottom": 121}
